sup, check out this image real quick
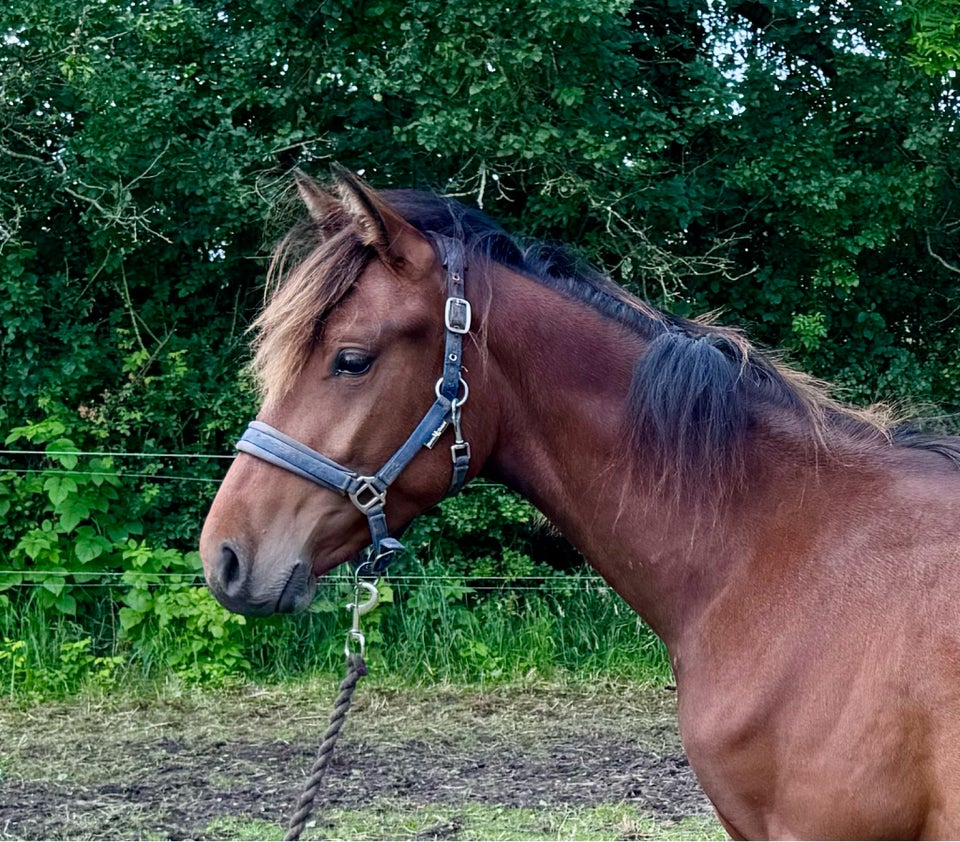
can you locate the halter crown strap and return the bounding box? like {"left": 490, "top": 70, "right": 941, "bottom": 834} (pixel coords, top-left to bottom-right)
{"left": 235, "top": 232, "right": 471, "bottom": 576}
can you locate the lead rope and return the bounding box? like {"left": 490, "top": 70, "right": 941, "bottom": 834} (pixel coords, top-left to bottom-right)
{"left": 283, "top": 577, "right": 379, "bottom": 842}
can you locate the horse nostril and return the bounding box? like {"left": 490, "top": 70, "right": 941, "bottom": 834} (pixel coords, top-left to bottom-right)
{"left": 217, "top": 542, "right": 246, "bottom": 598}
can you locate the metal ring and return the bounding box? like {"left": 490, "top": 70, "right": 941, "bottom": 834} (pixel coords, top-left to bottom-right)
{"left": 353, "top": 559, "right": 377, "bottom": 580}
{"left": 435, "top": 377, "right": 469, "bottom": 406}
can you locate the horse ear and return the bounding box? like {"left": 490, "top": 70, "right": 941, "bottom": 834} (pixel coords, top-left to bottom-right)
{"left": 294, "top": 169, "right": 346, "bottom": 237}
{"left": 332, "top": 164, "right": 433, "bottom": 274}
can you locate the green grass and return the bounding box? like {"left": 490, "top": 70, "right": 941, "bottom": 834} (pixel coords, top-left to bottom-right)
{"left": 203, "top": 803, "right": 725, "bottom": 841}
{"left": 1, "top": 677, "right": 715, "bottom": 841}
{"left": 0, "top": 574, "right": 672, "bottom": 700}
{"left": 370, "top": 575, "right": 671, "bottom": 684}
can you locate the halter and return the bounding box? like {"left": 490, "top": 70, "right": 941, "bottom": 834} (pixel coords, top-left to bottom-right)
{"left": 234, "top": 234, "right": 472, "bottom": 577}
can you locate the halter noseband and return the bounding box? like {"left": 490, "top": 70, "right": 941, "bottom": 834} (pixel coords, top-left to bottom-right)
{"left": 234, "top": 234, "right": 471, "bottom": 576}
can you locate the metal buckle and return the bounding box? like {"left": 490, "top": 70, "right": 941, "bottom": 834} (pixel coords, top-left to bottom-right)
{"left": 450, "top": 440, "right": 471, "bottom": 463}
{"left": 445, "top": 297, "right": 472, "bottom": 334}
{"left": 349, "top": 477, "right": 387, "bottom": 512}
{"left": 369, "top": 537, "right": 403, "bottom": 574}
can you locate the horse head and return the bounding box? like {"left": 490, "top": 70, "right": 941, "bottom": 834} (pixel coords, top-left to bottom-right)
{"left": 200, "top": 170, "right": 493, "bottom": 615}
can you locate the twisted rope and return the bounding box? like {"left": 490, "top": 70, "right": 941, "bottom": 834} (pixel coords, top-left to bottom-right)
{"left": 284, "top": 653, "right": 368, "bottom": 841}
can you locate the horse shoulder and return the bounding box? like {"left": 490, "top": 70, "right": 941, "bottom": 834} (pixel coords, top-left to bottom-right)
{"left": 670, "top": 463, "right": 960, "bottom": 838}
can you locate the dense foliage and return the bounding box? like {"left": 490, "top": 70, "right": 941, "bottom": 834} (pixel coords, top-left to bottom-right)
{"left": 1, "top": 0, "right": 958, "bottom": 690}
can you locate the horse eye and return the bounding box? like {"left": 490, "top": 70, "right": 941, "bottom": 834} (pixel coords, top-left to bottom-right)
{"left": 334, "top": 349, "right": 373, "bottom": 377}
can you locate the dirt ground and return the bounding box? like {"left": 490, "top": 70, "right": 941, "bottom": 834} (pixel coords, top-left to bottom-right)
{"left": 0, "top": 679, "right": 717, "bottom": 840}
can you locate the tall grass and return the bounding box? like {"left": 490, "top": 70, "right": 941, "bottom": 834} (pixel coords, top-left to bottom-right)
{"left": 373, "top": 575, "right": 670, "bottom": 684}
{"left": 0, "top": 573, "right": 671, "bottom": 700}
{"left": 0, "top": 592, "right": 127, "bottom": 698}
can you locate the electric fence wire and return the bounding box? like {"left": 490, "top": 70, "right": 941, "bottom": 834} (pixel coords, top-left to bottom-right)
{"left": 0, "top": 573, "right": 608, "bottom": 591}
{"left": 0, "top": 449, "right": 234, "bottom": 460}
{"left": 0, "top": 451, "right": 507, "bottom": 488}
{"left": 0, "top": 451, "right": 588, "bottom": 593}
{"left": 3, "top": 468, "right": 224, "bottom": 483}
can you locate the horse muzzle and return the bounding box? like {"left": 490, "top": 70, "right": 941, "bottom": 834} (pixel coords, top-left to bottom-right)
{"left": 205, "top": 541, "right": 317, "bottom": 616}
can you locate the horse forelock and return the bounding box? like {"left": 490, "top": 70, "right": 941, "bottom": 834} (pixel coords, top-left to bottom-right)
{"left": 250, "top": 220, "right": 372, "bottom": 401}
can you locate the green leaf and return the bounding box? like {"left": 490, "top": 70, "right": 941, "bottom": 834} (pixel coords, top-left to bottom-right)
{"left": 44, "top": 475, "right": 78, "bottom": 506}
{"left": 40, "top": 577, "right": 65, "bottom": 596}
{"left": 56, "top": 499, "right": 91, "bottom": 532}
{"left": 74, "top": 533, "right": 110, "bottom": 564}
{"left": 53, "top": 591, "right": 77, "bottom": 615}
{"left": 4, "top": 420, "right": 66, "bottom": 445}
{"left": 118, "top": 607, "right": 145, "bottom": 631}
{"left": 15, "top": 529, "right": 60, "bottom": 563}
{"left": 123, "top": 588, "right": 153, "bottom": 613}
{"left": 48, "top": 438, "right": 80, "bottom": 470}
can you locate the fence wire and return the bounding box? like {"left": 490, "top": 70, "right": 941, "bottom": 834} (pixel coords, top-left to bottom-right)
{"left": 0, "top": 572, "right": 608, "bottom": 592}
{"left": 0, "top": 451, "right": 589, "bottom": 595}
{"left": 0, "top": 451, "right": 506, "bottom": 488}
{"left": 0, "top": 449, "right": 233, "bottom": 460}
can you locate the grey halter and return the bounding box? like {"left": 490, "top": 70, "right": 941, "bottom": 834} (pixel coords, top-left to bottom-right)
{"left": 234, "top": 234, "right": 471, "bottom": 576}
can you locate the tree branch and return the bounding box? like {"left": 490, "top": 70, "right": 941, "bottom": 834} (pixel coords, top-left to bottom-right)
{"left": 927, "top": 233, "right": 960, "bottom": 275}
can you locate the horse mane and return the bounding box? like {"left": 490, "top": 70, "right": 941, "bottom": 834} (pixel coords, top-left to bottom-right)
{"left": 889, "top": 426, "right": 960, "bottom": 467}
{"left": 253, "top": 182, "right": 956, "bottom": 503}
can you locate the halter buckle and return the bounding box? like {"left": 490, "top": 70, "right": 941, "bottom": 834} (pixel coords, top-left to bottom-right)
{"left": 349, "top": 477, "right": 387, "bottom": 513}
{"left": 445, "top": 297, "right": 472, "bottom": 334}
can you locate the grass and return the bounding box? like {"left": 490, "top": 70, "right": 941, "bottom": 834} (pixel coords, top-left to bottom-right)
{"left": 204, "top": 804, "right": 726, "bottom": 841}
{"left": 0, "top": 573, "right": 672, "bottom": 700}
{"left": 372, "top": 575, "right": 671, "bottom": 684}
{"left": 0, "top": 578, "right": 695, "bottom": 840}
{"left": 1, "top": 679, "right": 724, "bottom": 841}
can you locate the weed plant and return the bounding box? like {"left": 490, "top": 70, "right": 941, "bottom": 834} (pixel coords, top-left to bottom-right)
{"left": 0, "top": 566, "right": 670, "bottom": 701}
{"left": 1, "top": 430, "right": 670, "bottom": 700}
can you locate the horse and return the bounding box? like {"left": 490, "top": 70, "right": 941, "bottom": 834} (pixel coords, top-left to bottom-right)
{"left": 200, "top": 168, "right": 960, "bottom": 839}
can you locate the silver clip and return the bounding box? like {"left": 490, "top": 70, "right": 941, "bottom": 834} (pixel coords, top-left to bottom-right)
{"left": 451, "top": 397, "right": 465, "bottom": 441}
{"left": 345, "top": 579, "right": 379, "bottom": 659}
{"left": 449, "top": 398, "right": 471, "bottom": 465}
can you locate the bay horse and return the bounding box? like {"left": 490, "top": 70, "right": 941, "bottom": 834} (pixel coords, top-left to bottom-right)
{"left": 200, "top": 168, "right": 960, "bottom": 839}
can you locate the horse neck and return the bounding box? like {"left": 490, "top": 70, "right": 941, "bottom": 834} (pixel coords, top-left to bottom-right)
{"left": 477, "top": 267, "right": 740, "bottom": 644}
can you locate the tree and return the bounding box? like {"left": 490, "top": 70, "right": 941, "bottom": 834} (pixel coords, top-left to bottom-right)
{"left": 690, "top": 1, "right": 960, "bottom": 411}
{"left": 906, "top": 0, "right": 960, "bottom": 73}
{"left": 1, "top": 0, "right": 958, "bottom": 625}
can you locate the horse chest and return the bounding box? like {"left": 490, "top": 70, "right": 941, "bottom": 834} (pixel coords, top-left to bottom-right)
{"left": 676, "top": 660, "right": 954, "bottom": 839}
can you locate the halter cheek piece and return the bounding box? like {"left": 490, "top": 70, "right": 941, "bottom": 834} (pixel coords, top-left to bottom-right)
{"left": 234, "top": 234, "right": 471, "bottom": 576}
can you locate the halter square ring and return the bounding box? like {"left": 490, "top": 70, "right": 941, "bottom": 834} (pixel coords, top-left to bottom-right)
{"left": 445, "top": 297, "right": 472, "bottom": 334}
{"left": 349, "top": 477, "right": 388, "bottom": 513}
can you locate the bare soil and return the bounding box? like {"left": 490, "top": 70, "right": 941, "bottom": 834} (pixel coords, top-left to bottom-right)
{"left": 0, "top": 680, "right": 714, "bottom": 840}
